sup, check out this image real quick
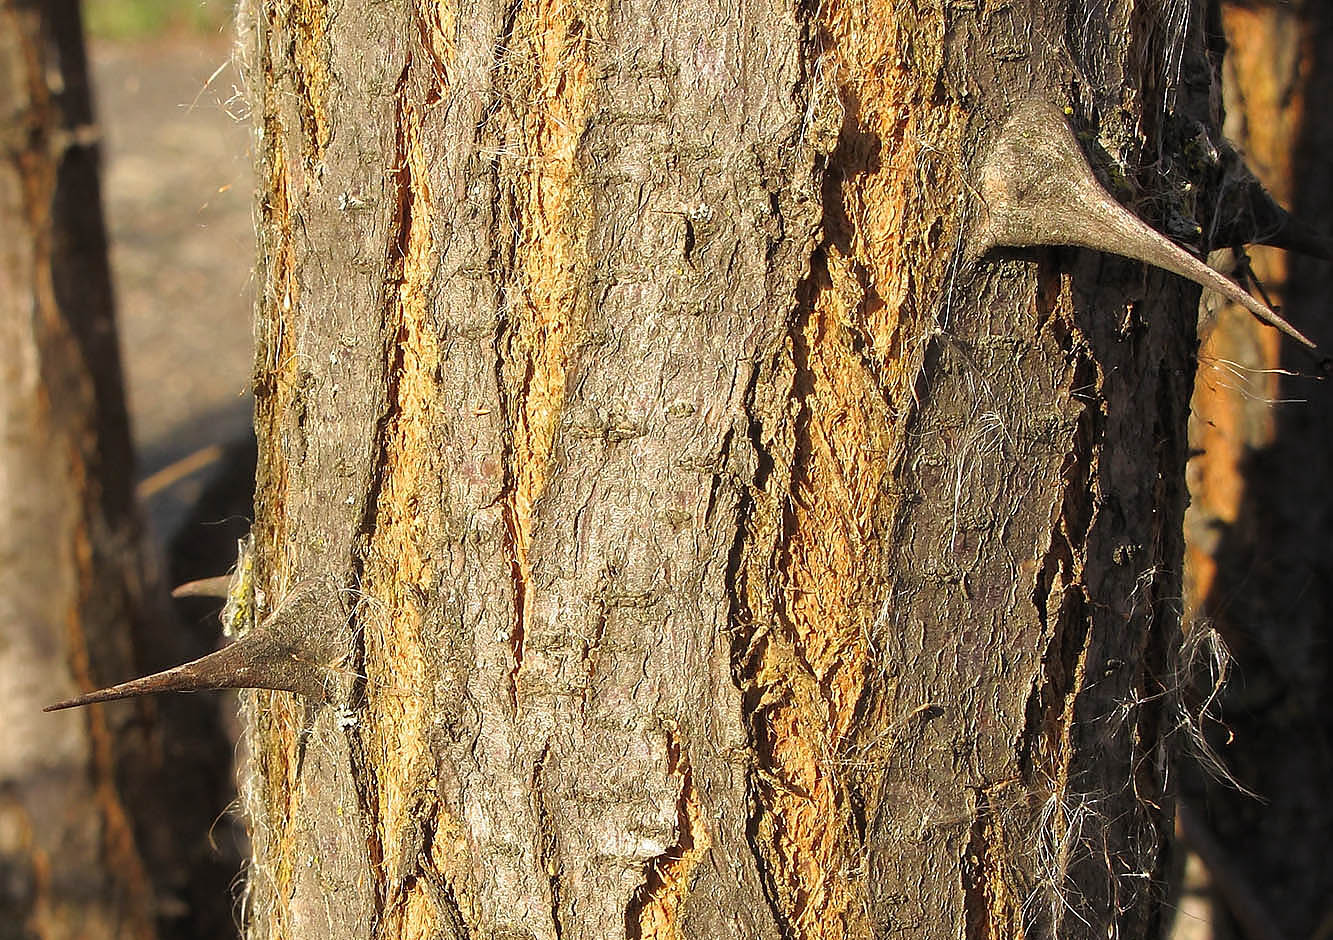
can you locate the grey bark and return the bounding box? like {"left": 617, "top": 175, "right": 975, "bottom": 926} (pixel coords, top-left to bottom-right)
{"left": 231, "top": 0, "right": 1250, "bottom": 937}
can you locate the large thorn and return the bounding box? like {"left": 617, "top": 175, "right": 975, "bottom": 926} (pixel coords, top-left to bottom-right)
{"left": 970, "top": 100, "right": 1315, "bottom": 349}
{"left": 45, "top": 582, "right": 342, "bottom": 711}
{"left": 43, "top": 630, "right": 331, "bottom": 710}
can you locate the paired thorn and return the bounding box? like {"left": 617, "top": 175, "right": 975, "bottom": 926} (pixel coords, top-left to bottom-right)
{"left": 46, "top": 580, "right": 340, "bottom": 711}
{"left": 970, "top": 100, "right": 1316, "bottom": 349}
{"left": 1210, "top": 145, "right": 1333, "bottom": 262}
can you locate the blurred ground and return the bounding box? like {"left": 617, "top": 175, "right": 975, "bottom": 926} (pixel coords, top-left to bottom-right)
{"left": 90, "top": 31, "right": 255, "bottom": 540}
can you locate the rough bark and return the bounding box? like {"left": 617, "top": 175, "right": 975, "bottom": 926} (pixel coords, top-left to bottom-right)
{"left": 1182, "top": 2, "right": 1333, "bottom": 937}
{"left": 0, "top": 3, "right": 236, "bottom": 938}
{"left": 235, "top": 0, "right": 1225, "bottom": 937}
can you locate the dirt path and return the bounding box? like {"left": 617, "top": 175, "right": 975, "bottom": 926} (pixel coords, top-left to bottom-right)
{"left": 90, "top": 33, "right": 255, "bottom": 537}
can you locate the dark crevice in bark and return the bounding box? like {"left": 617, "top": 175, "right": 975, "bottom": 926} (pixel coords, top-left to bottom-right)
{"left": 961, "top": 792, "right": 994, "bottom": 940}
{"left": 409, "top": 6, "right": 448, "bottom": 104}
{"left": 281, "top": 3, "right": 328, "bottom": 163}
{"left": 506, "top": 349, "right": 536, "bottom": 687}
{"left": 1019, "top": 278, "right": 1100, "bottom": 785}
{"left": 623, "top": 733, "right": 697, "bottom": 939}
{"left": 772, "top": 268, "right": 823, "bottom": 683}
{"left": 419, "top": 809, "right": 472, "bottom": 940}
{"left": 477, "top": 0, "right": 524, "bottom": 134}
{"left": 702, "top": 425, "right": 734, "bottom": 527}
{"left": 723, "top": 343, "right": 789, "bottom": 938}
{"left": 724, "top": 30, "right": 898, "bottom": 898}
{"left": 727, "top": 213, "right": 846, "bottom": 938}
{"left": 475, "top": 0, "right": 528, "bottom": 707}
{"left": 491, "top": 317, "right": 523, "bottom": 704}
{"left": 532, "top": 743, "right": 564, "bottom": 939}
{"left": 742, "top": 781, "right": 795, "bottom": 940}
{"left": 351, "top": 54, "right": 414, "bottom": 609}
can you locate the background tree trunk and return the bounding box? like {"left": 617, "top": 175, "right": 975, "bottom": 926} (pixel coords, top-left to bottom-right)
{"left": 236, "top": 0, "right": 1225, "bottom": 937}
{"left": 1182, "top": 1, "right": 1333, "bottom": 937}
{"left": 0, "top": 2, "right": 236, "bottom": 938}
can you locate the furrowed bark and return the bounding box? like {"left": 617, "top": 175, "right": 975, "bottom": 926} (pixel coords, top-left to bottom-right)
{"left": 0, "top": 2, "right": 235, "bottom": 938}
{"left": 237, "top": 0, "right": 1208, "bottom": 937}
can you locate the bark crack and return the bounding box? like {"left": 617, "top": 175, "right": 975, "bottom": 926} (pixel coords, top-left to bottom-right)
{"left": 344, "top": 60, "right": 416, "bottom": 926}
{"left": 962, "top": 788, "right": 1021, "bottom": 940}
{"left": 478, "top": 0, "right": 525, "bottom": 711}
{"left": 1011, "top": 281, "right": 1106, "bottom": 936}
{"left": 487, "top": 157, "right": 524, "bottom": 714}
{"left": 723, "top": 351, "right": 792, "bottom": 940}
{"left": 625, "top": 733, "right": 709, "bottom": 940}
{"left": 532, "top": 744, "right": 564, "bottom": 939}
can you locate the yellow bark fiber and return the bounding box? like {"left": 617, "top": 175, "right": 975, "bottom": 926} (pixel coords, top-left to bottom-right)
{"left": 505, "top": 0, "right": 597, "bottom": 594}
{"left": 819, "top": 0, "right": 963, "bottom": 373}
{"left": 966, "top": 798, "right": 1025, "bottom": 940}
{"left": 244, "top": 36, "right": 307, "bottom": 922}
{"left": 252, "top": 1, "right": 327, "bottom": 572}
{"left": 634, "top": 739, "right": 711, "bottom": 940}
{"left": 740, "top": 1, "right": 967, "bottom": 935}
{"left": 420, "top": 0, "right": 459, "bottom": 85}
{"left": 243, "top": 689, "right": 307, "bottom": 939}
{"left": 748, "top": 257, "right": 888, "bottom": 939}
{"left": 255, "top": 0, "right": 321, "bottom": 549}
{"left": 359, "top": 96, "right": 450, "bottom": 935}
{"left": 255, "top": 124, "right": 294, "bottom": 556}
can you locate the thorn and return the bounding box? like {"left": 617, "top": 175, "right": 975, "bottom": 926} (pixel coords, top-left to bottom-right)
{"left": 171, "top": 575, "right": 233, "bottom": 599}
{"left": 1211, "top": 144, "right": 1333, "bottom": 261}
{"left": 971, "top": 100, "right": 1316, "bottom": 349}
{"left": 44, "top": 631, "right": 332, "bottom": 711}
{"left": 45, "top": 583, "right": 342, "bottom": 711}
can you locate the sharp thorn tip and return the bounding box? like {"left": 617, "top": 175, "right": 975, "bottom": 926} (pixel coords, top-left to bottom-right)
{"left": 172, "top": 575, "right": 233, "bottom": 599}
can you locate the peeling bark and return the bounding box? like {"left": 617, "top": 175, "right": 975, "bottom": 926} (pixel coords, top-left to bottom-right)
{"left": 236, "top": 0, "right": 1223, "bottom": 937}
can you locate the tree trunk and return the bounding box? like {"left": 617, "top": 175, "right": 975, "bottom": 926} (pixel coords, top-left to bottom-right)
{"left": 235, "top": 0, "right": 1226, "bottom": 936}
{"left": 0, "top": 3, "right": 236, "bottom": 938}
{"left": 1182, "top": 2, "right": 1333, "bottom": 937}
